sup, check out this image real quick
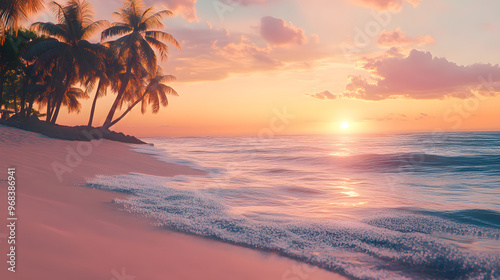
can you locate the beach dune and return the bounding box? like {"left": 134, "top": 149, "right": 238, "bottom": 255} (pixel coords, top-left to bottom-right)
{"left": 0, "top": 125, "right": 346, "bottom": 280}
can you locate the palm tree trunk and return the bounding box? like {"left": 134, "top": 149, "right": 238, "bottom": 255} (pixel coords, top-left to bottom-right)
{"left": 50, "top": 91, "right": 65, "bottom": 124}
{"left": 20, "top": 80, "right": 27, "bottom": 119}
{"left": 27, "top": 95, "right": 34, "bottom": 117}
{"left": 88, "top": 79, "right": 103, "bottom": 127}
{"left": 0, "top": 68, "right": 7, "bottom": 109}
{"left": 13, "top": 94, "right": 18, "bottom": 114}
{"left": 107, "top": 93, "right": 145, "bottom": 128}
{"left": 0, "top": 75, "right": 4, "bottom": 109}
{"left": 48, "top": 100, "right": 56, "bottom": 121}
{"left": 103, "top": 62, "right": 132, "bottom": 128}
{"left": 50, "top": 75, "right": 72, "bottom": 124}
{"left": 46, "top": 96, "right": 52, "bottom": 121}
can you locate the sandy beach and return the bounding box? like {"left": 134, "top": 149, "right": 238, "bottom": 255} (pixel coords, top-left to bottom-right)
{"left": 0, "top": 125, "right": 347, "bottom": 280}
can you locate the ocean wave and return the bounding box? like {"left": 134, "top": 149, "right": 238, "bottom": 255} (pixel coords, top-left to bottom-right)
{"left": 85, "top": 174, "right": 500, "bottom": 280}
{"left": 266, "top": 153, "right": 500, "bottom": 174}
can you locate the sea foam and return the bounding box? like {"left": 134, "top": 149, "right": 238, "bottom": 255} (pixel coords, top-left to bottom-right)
{"left": 86, "top": 173, "right": 500, "bottom": 280}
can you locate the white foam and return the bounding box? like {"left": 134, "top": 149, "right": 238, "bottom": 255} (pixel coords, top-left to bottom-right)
{"left": 85, "top": 173, "right": 500, "bottom": 280}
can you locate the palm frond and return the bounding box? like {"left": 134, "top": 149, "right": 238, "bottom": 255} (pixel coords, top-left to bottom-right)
{"left": 24, "top": 38, "right": 62, "bottom": 60}
{"left": 50, "top": 1, "right": 69, "bottom": 27}
{"left": 160, "top": 74, "right": 176, "bottom": 83}
{"left": 139, "top": 10, "right": 173, "bottom": 30}
{"left": 144, "top": 36, "right": 168, "bottom": 61}
{"left": 145, "top": 30, "right": 180, "bottom": 49}
{"left": 31, "top": 22, "right": 68, "bottom": 41}
{"left": 160, "top": 84, "right": 178, "bottom": 96}
{"left": 138, "top": 37, "right": 156, "bottom": 73}
{"left": 82, "top": 19, "right": 109, "bottom": 40}
{"left": 101, "top": 24, "right": 132, "bottom": 41}
{"left": 141, "top": 6, "right": 154, "bottom": 21}
{"left": 0, "top": 0, "right": 44, "bottom": 33}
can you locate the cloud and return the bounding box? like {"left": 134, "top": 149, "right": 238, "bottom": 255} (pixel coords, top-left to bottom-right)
{"left": 163, "top": 20, "right": 329, "bottom": 82}
{"left": 377, "top": 28, "right": 434, "bottom": 47}
{"left": 369, "top": 113, "right": 408, "bottom": 121}
{"left": 220, "top": 0, "right": 280, "bottom": 6}
{"left": 162, "top": 24, "right": 284, "bottom": 81}
{"left": 260, "top": 16, "right": 307, "bottom": 46}
{"left": 361, "top": 112, "right": 433, "bottom": 121}
{"left": 306, "top": 91, "right": 338, "bottom": 100}
{"left": 155, "top": 0, "right": 198, "bottom": 22}
{"left": 336, "top": 49, "right": 500, "bottom": 100}
{"left": 353, "top": 0, "right": 422, "bottom": 11}
{"left": 415, "top": 112, "right": 434, "bottom": 120}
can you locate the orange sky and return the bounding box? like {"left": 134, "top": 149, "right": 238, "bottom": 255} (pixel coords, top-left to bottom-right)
{"left": 36, "top": 0, "right": 500, "bottom": 136}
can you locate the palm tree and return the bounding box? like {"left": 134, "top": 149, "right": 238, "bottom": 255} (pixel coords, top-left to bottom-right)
{"left": 27, "top": 0, "right": 108, "bottom": 123}
{"left": 37, "top": 84, "right": 89, "bottom": 117}
{"left": 0, "top": 0, "right": 44, "bottom": 44}
{"left": 84, "top": 45, "right": 122, "bottom": 126}
{"left": 0, "top": 28, "right": 38, "bottom": 110}
{"left": 107, "top": 68, "right": 177, "bottom": 128}
{"left": 61, "top": 86, "right": 89, "bottom": 113}
{"left": 100, "top": 0, "right": 180, "bottom": 128}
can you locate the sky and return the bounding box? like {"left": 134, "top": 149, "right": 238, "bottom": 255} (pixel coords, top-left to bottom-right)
{"left": 32, "top": 0, "right": 500, "bottom": 136}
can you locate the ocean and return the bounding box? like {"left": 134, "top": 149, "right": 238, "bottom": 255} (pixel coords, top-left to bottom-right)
{"left": 86, "top": 132, "right": 500, "bottom": 279}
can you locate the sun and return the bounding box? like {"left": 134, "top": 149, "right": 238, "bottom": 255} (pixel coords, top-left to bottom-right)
{"left": 341, "top": 122, "right": 350, "bottom": 130}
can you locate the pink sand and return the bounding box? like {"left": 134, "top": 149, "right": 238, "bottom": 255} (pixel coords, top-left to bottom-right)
{"left": 0, "top": 125, "right": 347, "bottom": 280}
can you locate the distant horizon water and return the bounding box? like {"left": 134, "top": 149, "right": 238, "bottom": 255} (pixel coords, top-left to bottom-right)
{"left": 86, "top": 131, "right": 500, "bottom": 279}
{"left": 131, "top": 128, "right": 500, "bottom": 139}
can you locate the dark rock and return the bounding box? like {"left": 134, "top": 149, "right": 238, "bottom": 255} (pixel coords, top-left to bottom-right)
{"left": 0, "top": 117, "right": 146, "bottom": 144}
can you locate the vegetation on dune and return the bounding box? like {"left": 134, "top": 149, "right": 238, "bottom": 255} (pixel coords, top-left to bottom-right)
{"left": 0, "top": 0, "right": 180, "bottom": 130}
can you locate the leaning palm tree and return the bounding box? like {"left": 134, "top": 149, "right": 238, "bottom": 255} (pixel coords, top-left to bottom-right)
{"left": 107, "top": 68, "right": 177, "bottom": 128}
{"left": 61, "top": 86, "right": 89, "bottom": 113}
{"left": 27, "top": 0, "right": 108, "bottom": 123}
{"left": 0, "top": 0, "right": 44, "bottom": 44}
{"left": 37, "top": 85, "right": 89, "bottom": 117}
{"left": 100, "top": 0, "right": 180, "bottom": 128}
{"left": 84, "top": 45, "right": 122, "bottom": 127}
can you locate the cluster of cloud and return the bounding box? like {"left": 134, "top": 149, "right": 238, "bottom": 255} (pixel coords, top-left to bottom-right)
{"left": 220, "top": 0, "right": 280, "bottom": 6}
{"left": 353, "top": 0, "right": 422, "bottom": 11}
{"left": 162, "top": 17, "right": 326, "bottom": 81}
{"left": 308, "top": 49, "right": 500, "bottom": 101}
{"left": 148, "top": 0, "right": 198, "bottom": 22}
{"left": 162, "top": 26, "right": 273, "bottom": 81}
{"left": 162, "top": 14, "right": 329, "bottom": 82}
{"left": 348, "top": 49, "right": 500, "bottom": 100}
{"left": 377, "top": 28, "right": 434, "bottom": 47}
{"left": 260, "top": 16, "right": 307, "bottom": 46}
{"left": 161, "top": 0, "right": 198, "bottom": 22}
{"left": 415, "top": 112, "right": 433, "bottom": 120}
{"left": 306, "top": 91, "right": 338, "bottom": 100}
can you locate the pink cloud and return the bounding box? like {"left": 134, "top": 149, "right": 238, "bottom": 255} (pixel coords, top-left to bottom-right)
{"left": 307, "top": 91, "right": 338, "bottom": 100}
{"left": 353, "top": 0, "right": 422, "bottom": 10}
{"left": 154, "top": 0, "right": 198, "bottom": 22}
{"left": 161, "top": 20, "right": 328, "bottom": 82}
{"left": 162, "top": 25, "right": 280, "bottom": 81}
{"left": 370, "top": 113, "right": 408, "bottom": 121}
{"left": 415, "top": 112, "right": 434, "bottom": 120}
{"left": 335, "top": 49, "right": 500, "bottom": 100}
{"left": 378, "top": 28, "right": 434, "bottom": 47}
{"left": 260, "top": 16, "right": 307, "bottom": 46}
{"left": 220, "top": 0, "right": 280, "bottom": 6}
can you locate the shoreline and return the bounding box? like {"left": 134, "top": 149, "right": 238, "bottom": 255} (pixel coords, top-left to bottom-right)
{"left": 0, "top": 125, "right": 347, "bottom": 280}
